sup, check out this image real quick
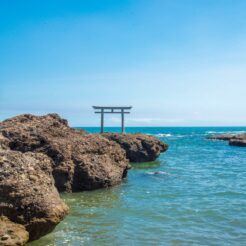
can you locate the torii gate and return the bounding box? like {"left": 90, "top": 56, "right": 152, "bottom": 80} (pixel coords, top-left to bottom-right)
{"left": 92, "top": 106, "right": 132, "bottom": 133}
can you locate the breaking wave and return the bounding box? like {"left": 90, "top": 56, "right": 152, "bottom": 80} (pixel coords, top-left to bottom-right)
{"left": 155, "top": 133, "right": 172, "bottom": 137}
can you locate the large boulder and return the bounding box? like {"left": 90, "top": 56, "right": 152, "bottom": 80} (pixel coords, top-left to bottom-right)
{"left": 0, "top": 216, "right": 29, "bottom": 246}
{"left": 0, "top": 114, "right": 129, "bottom": 192}
{"left": 208, "top": 133, "right": 246, "bottom": 147}
{"left": 0, "top": 149, "right": 69, "bottom": 241}
{"left": 102, "top": 133, "right": 168, "bottom": 162}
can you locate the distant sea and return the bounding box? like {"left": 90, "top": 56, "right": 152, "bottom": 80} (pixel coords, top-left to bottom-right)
{"left": 29, "top": 127, "right": 246, "bottom": 246}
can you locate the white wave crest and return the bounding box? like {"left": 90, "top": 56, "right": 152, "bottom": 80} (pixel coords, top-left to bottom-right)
{"left": 206, "top": 130, "right": 246, "bottom": 135}
{"left": 155, "top": 133, "right": 172, "bottom": 137}
{"left": 146, "top": 171, "right": 170, "bottom": 175}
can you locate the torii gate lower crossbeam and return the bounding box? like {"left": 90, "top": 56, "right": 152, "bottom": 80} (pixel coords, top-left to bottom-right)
{"left": 92, "top": 106, "right": 132, "bottom": 133}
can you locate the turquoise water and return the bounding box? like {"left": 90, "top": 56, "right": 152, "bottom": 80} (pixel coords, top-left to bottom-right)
{"left": 29, "top": 127, "right": 246, "bottom": 246}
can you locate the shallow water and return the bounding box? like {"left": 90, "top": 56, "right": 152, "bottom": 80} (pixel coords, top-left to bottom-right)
{"left": 29, "top": 127, "right": 246, "bottom": 246}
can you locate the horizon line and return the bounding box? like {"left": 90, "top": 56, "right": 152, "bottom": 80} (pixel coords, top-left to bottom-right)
{"left": 74, "top": 125, "right": 246, "bottom": 128}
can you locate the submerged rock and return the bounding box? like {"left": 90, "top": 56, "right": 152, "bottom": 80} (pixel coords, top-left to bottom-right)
{"left": 0, "top": 114, "right": 129, "bottom": 192}
{"left": 0, "top": 150, "right": 69, "bottom": 241}
{"left": 0, "top": 216, "right": 29, "bottom": 246}
{"left": 102, "top": 133, "right": 168, "bottom": 162}
{"left": 208, "top": 133, "right": 246, "bottom": 147}
{"left": 229, "top": 138, "right": 246, "bottom": 147}
{"left": 207, "top": 134, "right": 235, "bottom": 141}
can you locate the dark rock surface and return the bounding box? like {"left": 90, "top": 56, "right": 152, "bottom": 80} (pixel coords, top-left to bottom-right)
{"left": 229, "top": 135, "right": 246, "bottom": 147}
{"left": 208, "top": 133, "right": 246, "bottom": 147}
{"left": 0, "top": 114, "right": 129, "bottom": 192}
{"left": 207, "top": 134, "right": 235, "bottom": 141}
{"left": 102, "top": 133, "right": 168, "bottom": 162}
{"left": 0, "top": 149, "right": 69, "bottom": 241}
{"left": 0, "top": 216, "right": 29, "bottom": 246}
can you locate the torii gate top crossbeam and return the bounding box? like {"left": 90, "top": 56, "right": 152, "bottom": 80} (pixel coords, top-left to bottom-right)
{"left": 92, "top": 106, "right": 132, "bottom": 133}
{"left": 92, "top": 106, "right": 132, "bottom": 110}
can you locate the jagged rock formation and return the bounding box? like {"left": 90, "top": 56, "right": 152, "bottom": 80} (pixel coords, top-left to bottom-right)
{"left": 0, "top": 148, "right": 69, "bottom": 241}
{"left": 0, "top": 114, "right": 129, "bottom": 192}
{"left": 0, "top": 216, "right": 29, "bottom": 246}
{"left": 0, "top": 113, "right": 168, "bottom": 245}
{"left": 102, "top": 133, "right": 168, "bottom": 162}
{"left": 208, "top": 134, "right": 246, "bottom": 147}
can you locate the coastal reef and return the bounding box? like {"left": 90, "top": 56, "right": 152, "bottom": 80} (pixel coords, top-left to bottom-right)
{"left": 0, "top": 114, "right": 129, "bottom": 192}
{"left": 0, "top": 113, "right": 167, "bottom": 244}
{"left": 208, "top": 134, "right": 246, "bottom": 147}
{"left": 102, "top": 133, "right": 168, "bottom": 162}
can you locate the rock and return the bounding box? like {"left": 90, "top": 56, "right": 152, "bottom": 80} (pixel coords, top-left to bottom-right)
{"left": 207, "top": 134, "right": 235, "bottom": 141}
{"left": 102, "top": 133, "right": 168, "bottom": 162}
{"left": 0, "top": 113, "right": 168, "bottom": 243}
{"left": 208, "top": 133, "right": 246, "bottom": 147}
{"left": 0, "top": 216, "right": 29, "bottom": 246}
{"left": 0, "top": 114, "right": 129, "bottom": 192}
{"left": 0, "top": 134, "right": 9, "bottom": 151}
{"left": 229, "top": 135, "right": 246, "bottom": 147}
{"left": 0, "top": 150, "right": 69, "bottom": 241}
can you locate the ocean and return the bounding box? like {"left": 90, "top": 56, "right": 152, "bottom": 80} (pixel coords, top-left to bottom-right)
{"left": 29, "top": 127, "right": 246, "bottom": 246}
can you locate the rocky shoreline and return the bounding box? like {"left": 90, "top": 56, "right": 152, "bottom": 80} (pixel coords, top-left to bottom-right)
{"left": 207, "top": 133, "right": 246, "bottom": 147}
{"left": 0, "top": 114, "right": 168, "bottom": 245}
{"left": 102, "top": 133, "right": 168, "bottom": 162}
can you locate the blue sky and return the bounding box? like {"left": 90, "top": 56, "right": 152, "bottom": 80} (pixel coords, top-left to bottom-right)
{"left": 1, "top": 0, "right": 246, "bottom": 126}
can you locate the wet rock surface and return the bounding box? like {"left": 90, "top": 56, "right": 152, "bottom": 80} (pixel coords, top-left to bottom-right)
{"left": 0, "top": 149, "right": 69, "bottom": 241}
{"left": 207, "top": 134, "right": 235, "bottom": 141}
{"left": 0, "top": 216, "right": 29, "bottom": 246}
{"left": 229, "top": 138, "right": 246, "bottom": 147}
{"left": 208, "top": 133, "right": 246, "bottom": 147}
{"left": 0, "top": 114, "right": 129, "bottom": 192}
{"left": 102, "top": 133, "right": 168, "bottom": 162}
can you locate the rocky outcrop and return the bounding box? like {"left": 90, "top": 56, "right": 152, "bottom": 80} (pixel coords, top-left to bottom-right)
{"left": 208, "top": 133, "right": 246, "bottom": 147}
{"left": 0, "top": 112, "right": 127, "bottom": 244}
{"left": 0, "top": 216, "right": 29, "bottom": 246}
{"left": 0, "top": 114, "right": 129, "bottom": 192}
{"left": 207, "top": 134, "right": 235, "bottom": 141}
{"left": 0, "top": 149, "right": 69, "bottom": 241}
{"left": 102, "top": 133, "right": 168, "bottom": 162}
{"left": 0, "top": 113, "right": 168, "bottom": 244}
{"left": 229, "top": 135, "right": 246, "bottom": 147}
